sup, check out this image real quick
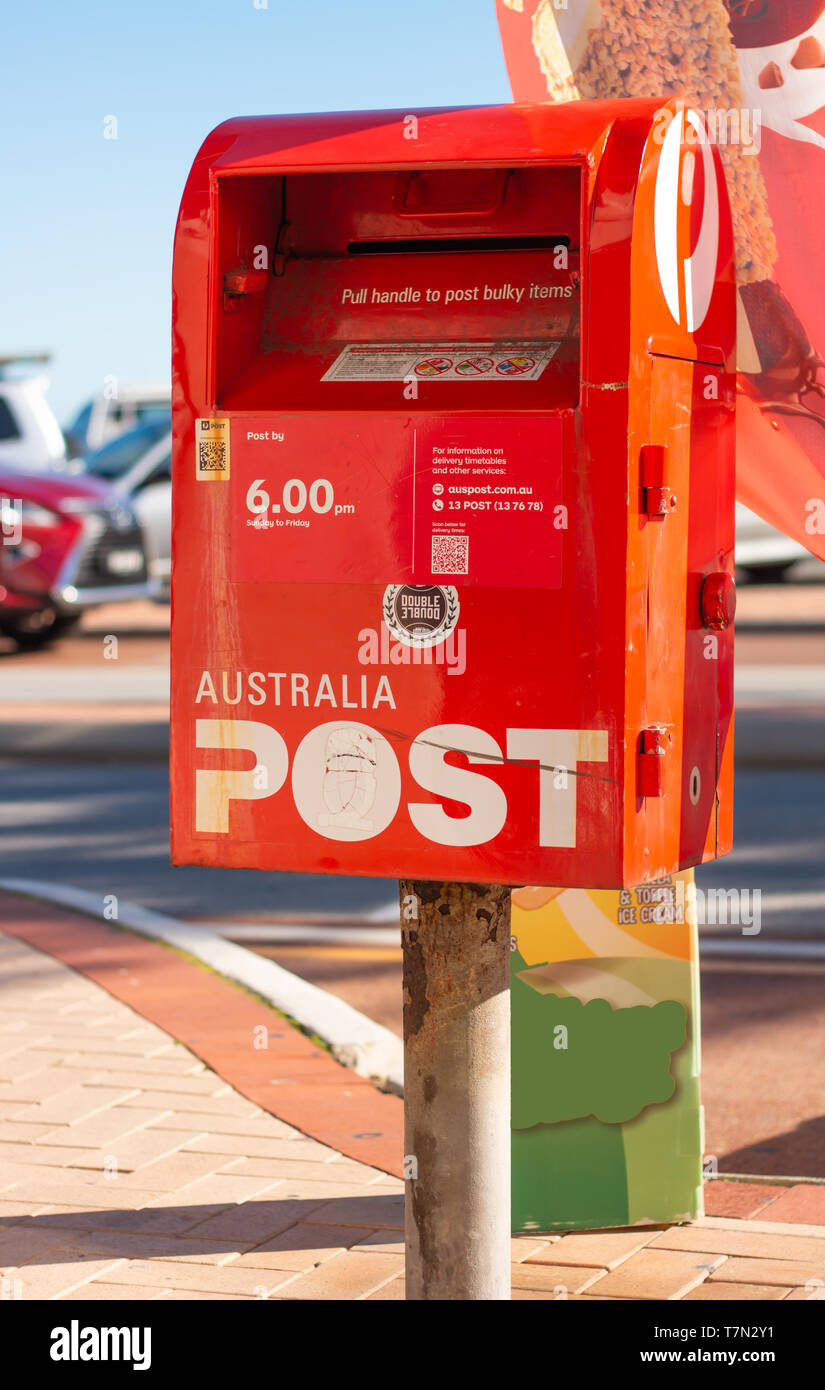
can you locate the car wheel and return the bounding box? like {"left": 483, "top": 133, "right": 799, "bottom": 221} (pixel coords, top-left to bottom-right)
{"left": 0, "top": 611, "right": 81, "bottom": 650}
{"left": 739, "top": 562, "right": 797, "bottom": 585}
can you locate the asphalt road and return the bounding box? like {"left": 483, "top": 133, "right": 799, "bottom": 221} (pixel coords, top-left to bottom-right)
{"left": 0, "top": 759, "right": 822, "bottom": 936}
{"left": 0, "top": 759, "right": 396, "bottom": 919}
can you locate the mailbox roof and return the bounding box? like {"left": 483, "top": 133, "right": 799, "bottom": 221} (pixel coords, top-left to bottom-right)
{"left": 193, "top": 99, "right": 680, "bottom": 175}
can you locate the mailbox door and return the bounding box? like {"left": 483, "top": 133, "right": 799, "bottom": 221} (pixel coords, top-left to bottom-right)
{"left": 645, "top": 352, "right": 734, "bottom": 870}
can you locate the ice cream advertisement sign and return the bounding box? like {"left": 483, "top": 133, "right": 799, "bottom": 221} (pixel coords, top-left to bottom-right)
{"left": 497, "top": 0, "right": 825, "bottom": 559}
{"left": 510, "top": 874, "right": 703, "bottom": 1231}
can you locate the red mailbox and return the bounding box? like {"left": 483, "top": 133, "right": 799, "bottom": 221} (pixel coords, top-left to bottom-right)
{"left": 170, "top": 100, "right": 735, "bottom": 889}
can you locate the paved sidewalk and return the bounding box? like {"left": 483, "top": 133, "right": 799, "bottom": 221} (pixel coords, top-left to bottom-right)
{"left": 2, "top": 911, "right": 825, "bottom": 1300}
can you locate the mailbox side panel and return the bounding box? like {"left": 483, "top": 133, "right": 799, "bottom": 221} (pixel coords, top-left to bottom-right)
{"left": 623, "top": 111, "right": 736, "bottom": 884}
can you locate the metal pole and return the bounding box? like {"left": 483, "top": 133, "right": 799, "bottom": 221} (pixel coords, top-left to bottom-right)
{"left": 400, "top": 879, "right": 511, "bottom": 1301}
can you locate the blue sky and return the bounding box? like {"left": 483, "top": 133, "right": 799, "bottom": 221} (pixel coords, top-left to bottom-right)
{"left": 2, "top": 0, "right": 511, "bottom": 423}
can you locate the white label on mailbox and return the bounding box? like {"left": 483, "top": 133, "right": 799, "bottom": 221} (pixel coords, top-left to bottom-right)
{"left": 321, "top": 342, "right": 561, "bottom": 383}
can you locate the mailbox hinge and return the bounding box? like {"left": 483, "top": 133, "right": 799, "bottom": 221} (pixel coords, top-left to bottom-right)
{"left": 640, "top": 444, "right": 676, "bottom": 517}
{"left": 638, "top": 726, "right": 668, "bottom": 797}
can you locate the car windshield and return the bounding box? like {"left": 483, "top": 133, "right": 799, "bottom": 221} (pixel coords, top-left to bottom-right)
{"left": 84, "top": 418, "right": 171, "bottom": 478}
{"left": 0, "top": 397, "right": 23, "bottom": 441}
{"left": 134, "top": 404, "right": 171, "bottom": 424}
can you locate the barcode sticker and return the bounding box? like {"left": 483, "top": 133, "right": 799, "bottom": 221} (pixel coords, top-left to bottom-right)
{"left": 196, "top": 418, "right": 230, "bottom": 480}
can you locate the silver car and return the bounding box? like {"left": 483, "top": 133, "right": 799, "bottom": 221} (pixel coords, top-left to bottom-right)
{"left": 79, "top": 420, "right": 171, "bottom": 589}
{"left": 735, "top": 501, "right": 812, "bottom": 583}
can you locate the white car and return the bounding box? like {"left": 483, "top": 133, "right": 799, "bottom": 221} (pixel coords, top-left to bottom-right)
{"left": 65, "top": 383, "right": 171, "bottom": 458}
{"left": 735, "top": 501, "right": 812, "bottom": 583}
{"left": 79, "top": 422, "right": 172, "bottom": 587}
{"left": 0, "top": 362, "right": 67, "bottom": 473}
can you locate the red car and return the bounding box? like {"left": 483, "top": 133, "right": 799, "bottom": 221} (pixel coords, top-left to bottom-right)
{"left": 0, "top": 466, "right": 156, "bottom": 648}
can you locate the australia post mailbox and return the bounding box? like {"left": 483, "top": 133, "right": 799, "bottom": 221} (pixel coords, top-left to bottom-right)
{"left": 170, "top": 99, "right": 736, "bottom": 889}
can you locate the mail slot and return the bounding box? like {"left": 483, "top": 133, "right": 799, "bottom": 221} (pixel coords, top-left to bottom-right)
{"left": 170, "top": 100, "right": 736, "bottom": 887}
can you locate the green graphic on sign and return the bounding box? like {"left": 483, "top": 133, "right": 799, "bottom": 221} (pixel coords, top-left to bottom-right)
{"left": 511, "top": 875, "right": 703, "bottom": 1232}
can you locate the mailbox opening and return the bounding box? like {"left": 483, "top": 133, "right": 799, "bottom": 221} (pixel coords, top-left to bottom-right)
{"left": 213, "top": 164, "right": 582, "bottom": 412}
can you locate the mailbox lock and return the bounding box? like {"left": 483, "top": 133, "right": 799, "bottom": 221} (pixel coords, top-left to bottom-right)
{"left": 223, "top": 269, "right": 268, "bottom": 313}
{"left": 700, "top": 572, "right": 736, "bottom": 630}
{"left": 689, "top": 766, "right": 702, "bottom": 806}
{"left": 638, "top": 726, "right": 669, "bottom": 798}
{"left": 640, "top": 443, "right": 676, "bottom": 516}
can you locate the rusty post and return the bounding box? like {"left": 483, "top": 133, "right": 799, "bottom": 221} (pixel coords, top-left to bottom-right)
{"left": 400, "top": 880, "right": 511, "bottom": 1301}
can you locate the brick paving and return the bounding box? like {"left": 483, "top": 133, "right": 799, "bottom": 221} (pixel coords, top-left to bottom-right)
{"left": 1, "top": 909, "right": 825, "bottom": 1301}
{"left": 0, "top": 892, "right": 403, "bottom": 1177}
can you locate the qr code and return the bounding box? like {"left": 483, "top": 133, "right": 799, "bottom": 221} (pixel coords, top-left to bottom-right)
{"left": 431, "top": 534, "right": 469, "bottom": 574}
{"left": 198, "top": 439, "right": 226, "bottom": 472}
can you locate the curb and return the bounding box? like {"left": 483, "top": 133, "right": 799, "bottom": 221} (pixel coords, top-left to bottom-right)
{"left": 700, "top": 936, "right": 825, "bottom": 960}
{"left": 0, "top": 878, "right": 404, "bottom": 1096}
{"left": 3, "top": 719, "right": 169, "bottom": 763}
{"left": 733, "top": 706, "right": 825, "bottom": 769}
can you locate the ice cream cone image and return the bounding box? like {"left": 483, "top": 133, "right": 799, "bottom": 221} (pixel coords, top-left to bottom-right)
{"left": 498, "top": 0, "right": 825, "bottom": 553}
{"left": 511, "top": 885, "right": 566, "bottom": 911}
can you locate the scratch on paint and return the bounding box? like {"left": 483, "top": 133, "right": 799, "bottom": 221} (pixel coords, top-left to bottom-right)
{"left": 370, "top": 726, "right": 619, "bottom": 787}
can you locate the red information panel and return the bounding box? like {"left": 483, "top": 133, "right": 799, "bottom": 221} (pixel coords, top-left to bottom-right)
{"left": 230, "top": 413, "right": 563, "bottom": 589}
